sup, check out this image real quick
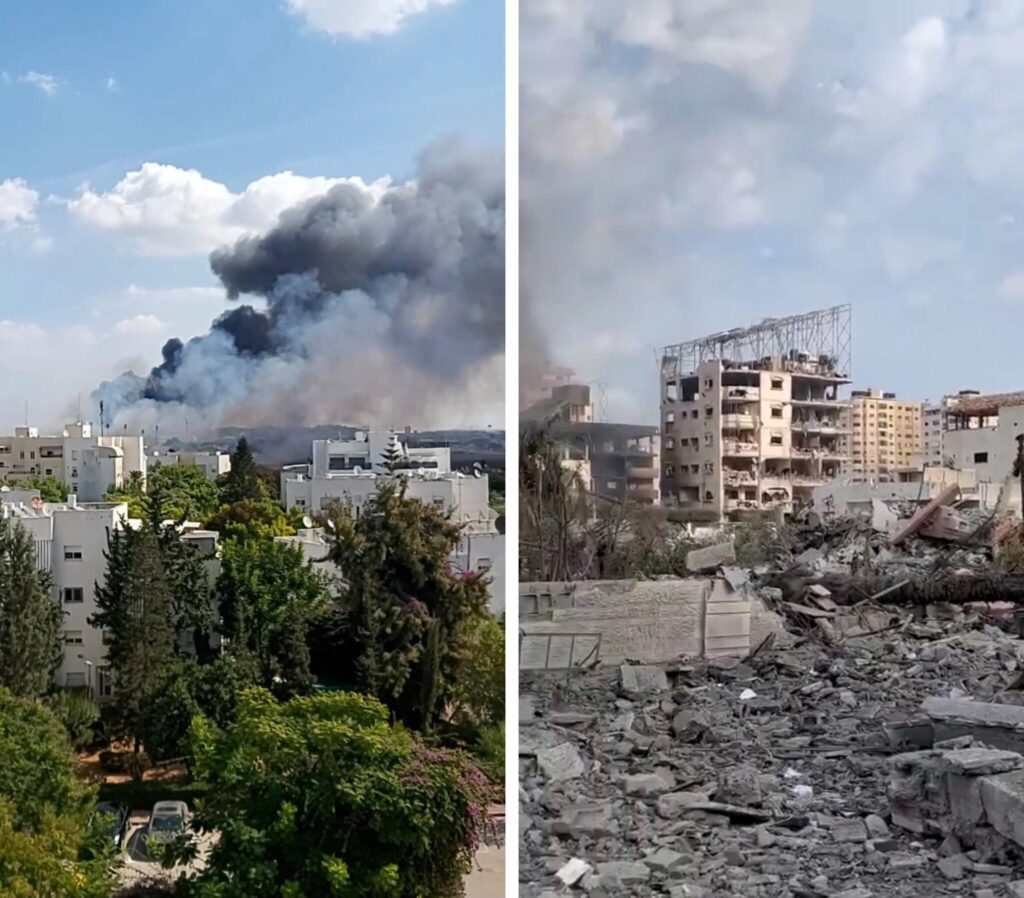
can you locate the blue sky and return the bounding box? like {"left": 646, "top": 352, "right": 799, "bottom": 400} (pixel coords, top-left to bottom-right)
{"left": 522, "top": 0, "right": 1024, "bottom": 423}
{"left": 0, "top": 0, "right": 502, "bottom": 429}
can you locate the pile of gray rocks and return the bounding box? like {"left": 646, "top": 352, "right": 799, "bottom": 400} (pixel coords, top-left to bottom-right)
{"left": 520, "top": 624, "right": 1024, "bottom": 897}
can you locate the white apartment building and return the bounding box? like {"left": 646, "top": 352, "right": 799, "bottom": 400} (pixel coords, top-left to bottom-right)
{"left": 0, "top": 422, "right": 145, "bottom": 502}
{"left": 2, "top": 497, "right": 220, "bottom": 697}
{"left": 3, "top": 497, "right": 129, "bottom": 696}
{"left": 149, "top": 449, "right": 231, "bottom": 481}
{"left": 660, "top": 307, "right": 851, "bottom": 521}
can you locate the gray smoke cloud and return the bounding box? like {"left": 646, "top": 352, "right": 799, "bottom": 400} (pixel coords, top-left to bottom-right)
{"left": 94, "top": 138, "right": 504, "bottom": 433}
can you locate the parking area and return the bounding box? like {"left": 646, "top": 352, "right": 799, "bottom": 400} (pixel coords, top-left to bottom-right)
{"left": 115, "top": 809, "right": 217, "bottom": 889}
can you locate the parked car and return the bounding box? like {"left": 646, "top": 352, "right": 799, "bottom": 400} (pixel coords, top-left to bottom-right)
{"left": 93, "top": 801, "right": 130, "bottom": 850}
{"left": 146, "top": 801, "right": 188, "bottom": 845}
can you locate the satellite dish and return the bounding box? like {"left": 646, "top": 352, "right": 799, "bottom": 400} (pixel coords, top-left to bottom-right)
{"left": 353, "top": 465, "right": 363, "bottom": 475}
{"left": 325, "top": 518, "right": 336, "bottom": 531}
{"left": 472, "top": 462, "right": 483, "bottom": 478}
{"left": 302, "top": 515, "right": 313, "bottom": 529}
{"left": 495, "top": 515, "right": 506, "bottom": 534}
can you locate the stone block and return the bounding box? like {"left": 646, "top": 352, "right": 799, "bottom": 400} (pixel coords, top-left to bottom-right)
{"left": 620, "top": 664, "right": 669, "bottom": 694}
{"left": 980, "top": 770, "right": 1024, "bottom": 848}
{"left": 686, "top": 541, "right": 736, "bottom": 571}
{"left": 536, "top": 742, "right": 585, "bottom": 783}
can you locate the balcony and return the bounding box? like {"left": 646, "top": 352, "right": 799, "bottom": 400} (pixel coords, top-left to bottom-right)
{"left": 723, "top": 470, "right": 757, "bottom": 487}
{"left": 721, "top": 414, "right": 755, "bottom": 430}
{"left": 626, "top": 483, "right": 658, "bottom": 502}
{"left": 722, "top": 441, "right": 758, "bottom": 457}
{"left": 791, "top": 420, "right": 846, "bottom": 434}
{"left": 627, "top": 464, "right": 658, "bottom": 480}
{"left": 724, "top": 387, "right": 759, "bottom": 402}
{"left": 724, "top": 498, "right": 760, "bottom": 512}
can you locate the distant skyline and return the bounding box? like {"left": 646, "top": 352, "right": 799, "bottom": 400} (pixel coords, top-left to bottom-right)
{"left": 0, "top": 0, "right": 503, "bottom": 431}
{"left": 522, "top": 0, "right": 1024, "bottom": 425}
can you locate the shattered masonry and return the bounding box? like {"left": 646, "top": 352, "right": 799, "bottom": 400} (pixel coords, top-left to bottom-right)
{"left": 520, "top": 488, "right": 1024, "bottom": 897}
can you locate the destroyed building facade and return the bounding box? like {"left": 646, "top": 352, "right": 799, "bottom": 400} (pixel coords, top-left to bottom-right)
{"left": 522, "top": 379, "right": 661, "bottom": 507}
{"left": 660, "top": 306, "right": 851, "bottom": 522}
{"left": 841, "top": 389, "right": 923, "bottom": 482}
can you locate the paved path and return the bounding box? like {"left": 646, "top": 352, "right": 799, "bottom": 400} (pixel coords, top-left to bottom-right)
{"left": 465, "top": 842, "right": 505, "bottom": 897}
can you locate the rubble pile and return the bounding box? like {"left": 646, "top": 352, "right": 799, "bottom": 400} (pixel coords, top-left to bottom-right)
{"left": 520, "top": 617, "right": 1024, "bottom": 897}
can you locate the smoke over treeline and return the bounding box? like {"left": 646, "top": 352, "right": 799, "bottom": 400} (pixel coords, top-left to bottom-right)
{"left": 95, "top": 139, "right": 504, "bottom": 432}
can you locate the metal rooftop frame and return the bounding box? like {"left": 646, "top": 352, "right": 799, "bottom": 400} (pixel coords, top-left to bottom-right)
{"left": 661, "top": 304, "right": 852, "bottom": 379}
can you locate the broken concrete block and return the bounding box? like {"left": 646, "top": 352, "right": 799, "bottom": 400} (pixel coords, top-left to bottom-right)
{"left": 941, "top": 747, "right": 1024, "bottom": 776}
{"left": 937, "top": 854, "right": 966, "bottom": 880}
{"left": 595, "top": 861, "right": 651, "bottom": 887}
{"left": 864, "top": 814, "right": 890, "bottom": 839}
{"left": 832, "top": 819, "right": 868, "bottom": 843}
{"left": 686, "top": 540, "right": 735, "bottom": 572}
{"left": 536, "top": 742, "right": 585, "bottom": 782}
{"left": 552, "top": 803, "right": 619, "bottom": 839}
{"left": 643, "top": 847, "right": 687, "bottom": 873}
{"left": 947, "top": 774, "right": 986, "bottom": 834}
{"left": 672, "top": 708, "right": 709, "bottom": 742}
{"left": 980, "top": 770, "right": 1024, "bottom": 849}
{"left": 620, "top": 664, "right": 669, "bottom": 695}
{"left": 555, "top": 858, "right": 591, "bottom": 886}
{"left": 624, "top": 773, "right": 673, "bottom": 798}
{"left": 922, "top": 698, "right": 1024, "bottom": 755}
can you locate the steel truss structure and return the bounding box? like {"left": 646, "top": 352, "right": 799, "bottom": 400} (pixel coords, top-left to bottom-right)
{"left": 661, "top": 304, "right": 852, "bottom": 380}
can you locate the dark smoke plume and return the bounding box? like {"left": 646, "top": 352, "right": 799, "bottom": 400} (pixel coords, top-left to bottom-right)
{"left": 95, "top": 139, "right": 504, "bottom": 431}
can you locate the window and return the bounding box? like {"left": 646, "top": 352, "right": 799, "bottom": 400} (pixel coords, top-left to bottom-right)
{"left": 63, "top": 546, "right": 83, "bottom": 561}
{"left": 703, "top": 462, "right": 714, "bottom": 474}
{"left": 65, "top": 672, "right": 86, "bottom": 688}
{"left": 771, "top": 405, "right": 783, "bottom": 419}
{"left": 606, "top": 481, "right": 617, "bottom": 490}
{"left": 704, "top": 491, "right": 714, "bottom": 502}
{"left": 29, "top": 450, "right": 35, "bottom": 459}
{"left": 974, "top": 452, "right": 989, "bottom": 463}
{"left": 665, "top": 465, "right": 675, "bottom": 476}
{"left": 704, "top": 378, "right": 714, "bottom": 389}
{"left": 665, "top": 411, "right": 675, "bottom": 425}
{"left": 294, "top": 498, "right": 307, "bottom": 507}
{"left": 45, "top": 468, "right": 52, "bottom": 476}
{"left": 62, "top": 587, "right": 84, "bottom": 604}
{"left": 771, "top": 377, "right": 783, "bottom": 390}
{"left": 98, "top": 667, "right": 113, "bottom": 699}
{"left": 704, "top": 432, "right": 714, "bottom": 446}
{"left": 665, "top": 438, "right": 675, "bottom": 450}
{"left": 705, "top": 407, "right": 713, "bottom": 417}
{"left": 64, "top": 630, "right": 84, "bottom": 645}
{"left": 690, "top": 464, "right": 699, "bottom": 473}
{"left": 770, "top": 434, "right": 783, "bottom": 446}
{"left": 71, "top": 468, "right": 79, "bottom": 478}
{"left": 432, "top": 498, "right": 446, "bottom": 509}
{"left": 476, "top": 557, "right": 493, "bottom": 573}
{"left": 691, "top": 410, "right": 698, "bottom": 419}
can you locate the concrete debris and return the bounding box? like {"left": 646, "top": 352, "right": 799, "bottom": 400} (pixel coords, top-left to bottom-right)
{"left": 686, "top": 540, "right": 736, "bottom": 572}
{"left": 521, "top": 611, "right": 1024, "bottom": 897}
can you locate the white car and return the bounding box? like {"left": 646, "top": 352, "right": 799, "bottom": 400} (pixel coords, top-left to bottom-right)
{"left": 147, "top": 801, "right": 188, "bottom": 845}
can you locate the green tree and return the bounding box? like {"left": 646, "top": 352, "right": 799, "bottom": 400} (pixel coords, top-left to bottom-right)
{"left": 158, "top": 520, "right": 215, "bottom": 663}
{"left": 217, "top": 437, "right": 268, "bottom": 506}
{"left": 91, "top": 523, "right": 176, "bottom": 764}
{"left": 204, "top": 499, "right": 297, "bottom": 543}
{"left": 450, "top": 617, "right": 504, "bottom": 727}
{"left": 0, "top": 688, "right": 113, "bottom": 898}
{"left": 2, "top": 474, "right": 69, "bottom": 503}
{"left": 0, "top": 517, "right": 63, "bottom": 698}
{"left": 217, "top": 539, "right": 329, "bottom": 697}
{"left": 104, "top": 470, "right": 147, "bottom": 518}
{"left": 148, "top": 464, "right": 220, "bottom": 521}
{"left": 48, "top": 687, "right": 101, "bottom": 751}
{"left": 377, "top": 433, "right": 405, "bottom": 473}
{"left": 178, "top": 688, "right": 490, "bottom": 898}
{"left": 319, "top": 485, "right": 490, "bottom": 732}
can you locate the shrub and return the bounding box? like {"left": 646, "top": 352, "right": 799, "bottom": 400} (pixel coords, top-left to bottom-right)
{"left": 48, "top": 687, "right": 101, "bottom": 751}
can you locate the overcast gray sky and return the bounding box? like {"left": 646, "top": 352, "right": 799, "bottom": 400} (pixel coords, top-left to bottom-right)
{"left": 522, "top": 0, "right": 1024, "bottom": 424}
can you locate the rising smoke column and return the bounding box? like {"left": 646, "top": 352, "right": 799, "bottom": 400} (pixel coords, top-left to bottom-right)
{"left": 94, "top": 139, "right": 504, "bottom": 430}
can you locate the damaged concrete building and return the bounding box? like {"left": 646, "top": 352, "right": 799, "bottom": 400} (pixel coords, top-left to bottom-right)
{"left": 522, "top": 381, "right": 661, "bottom": 507}
{"left": 660, "top": 306, "right": 851, "bottom": 522}
{"left": 841, "top": 389, "right": 924, "bottom": 482}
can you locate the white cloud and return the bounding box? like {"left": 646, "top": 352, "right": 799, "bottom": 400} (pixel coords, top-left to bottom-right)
{"left": 67, "top": 163, "right": 388, "bottom": 256}
{"left": 18, "top": 71, "right": 59, "bottom": 96}
{"left": 106, "top": 76, "right": 118, "bottom": 91}
{"left": 0, "top": 178, "right": 39, "bottom": 228}
{"left": 285, "top": 0, "right": 456, "bottom": 38}
{"left": 112, "top": 314, "right": 165, "bottom": 336}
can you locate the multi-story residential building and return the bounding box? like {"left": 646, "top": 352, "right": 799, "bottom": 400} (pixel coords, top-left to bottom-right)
{"left": 2, "top": 495, "right": 219, "bottom": 697}
{"left": 660, "top": 306, "right": 851, "bottom": 521}
{"left": 280, "top": 432, "right": 493, "bottom": 524}
{"left": 0, "top": 422, "right": 145, "bottom": 501}
{"left": 521, "top": 382, "right": 660, "bottom": 506}
{"left": 149, "top": 449, "right": 231, "bottom": 481}
{"left": 841, "top": 389, "right": 923, "bottom": 481}
{"left": 940, "top": 390, "right": 1024, "bottom": 485}
{"left": 922, "top": 404, "right": 945, "bottom": 466}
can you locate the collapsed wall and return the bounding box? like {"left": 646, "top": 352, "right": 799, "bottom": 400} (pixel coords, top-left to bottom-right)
{"left": 519, "top": 575, "right": 786, "bottom": 667}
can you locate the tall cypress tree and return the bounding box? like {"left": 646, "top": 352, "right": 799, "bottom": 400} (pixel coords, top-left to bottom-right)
{"left": 92, "top": 522, "right": 176, "bottom": 759}
{"left": 219, "top": 437, "right": 267, "bottom": 505}
{"left": 377, "top": 433, "right": 405, "bottom": 474}
{"left": 0, "top": 518, "right": 63, "bottom": 698}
